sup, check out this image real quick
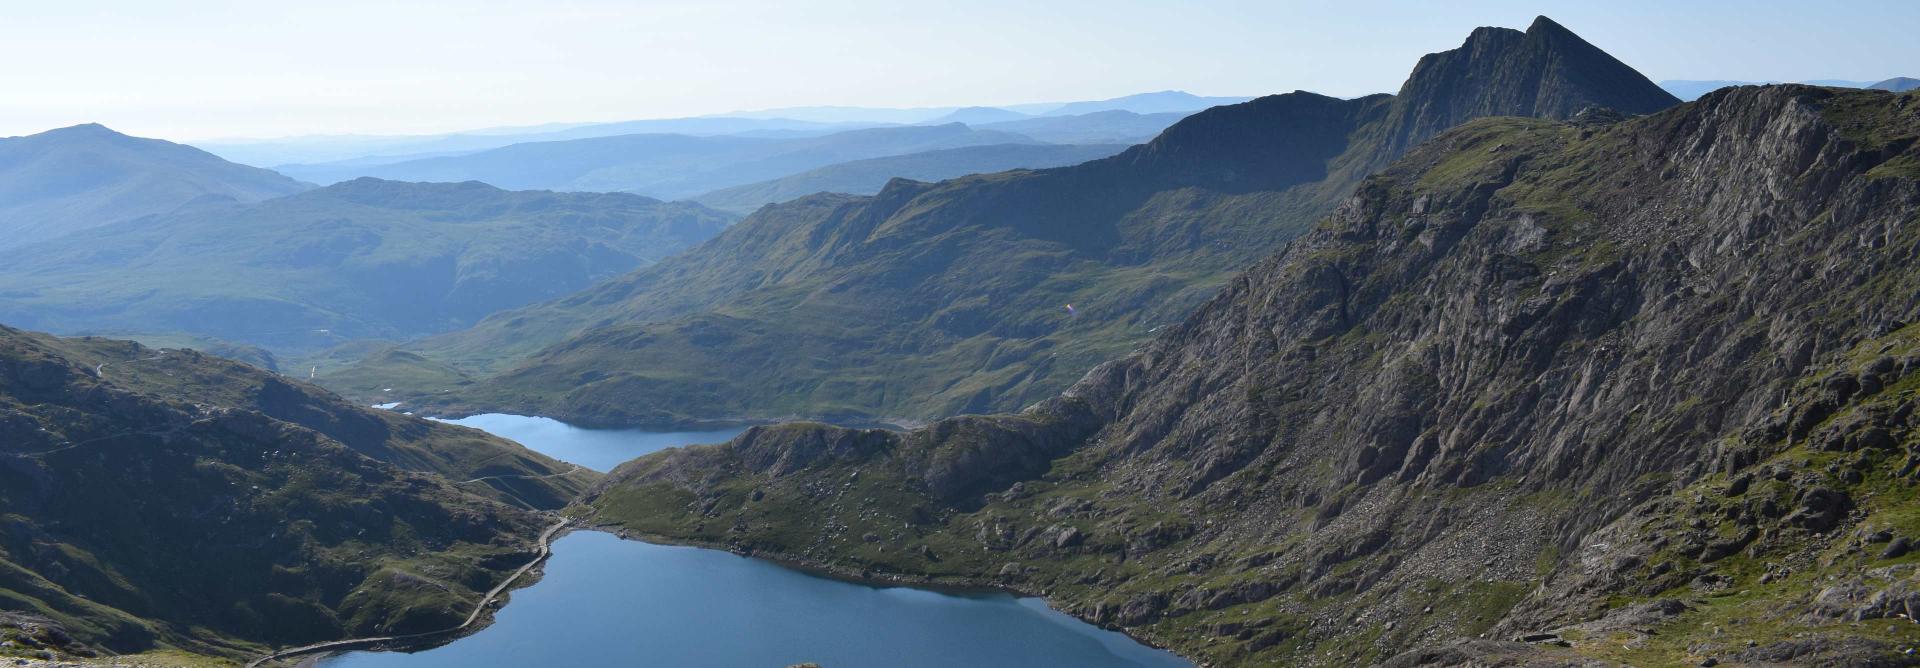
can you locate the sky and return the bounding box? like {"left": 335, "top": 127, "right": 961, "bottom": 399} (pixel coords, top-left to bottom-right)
{"left": 2, "top": 0, "right": 1916, "bottom": 142}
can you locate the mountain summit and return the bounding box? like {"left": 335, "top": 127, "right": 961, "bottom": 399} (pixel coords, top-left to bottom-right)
{"left": 363, "top": 17, "right": 1683, "bottom": 428}
{"left": 587, "top": 82, "right": 1920, "bottom": 668}
{"left": 0, "top": 124, "right": 311, "bottom": 249}
{"left": 1872, "top": 76, "right": 1920, "bottom": 92}
{"left": 1386, "top": 15, "right": 1679, "bottom": 154}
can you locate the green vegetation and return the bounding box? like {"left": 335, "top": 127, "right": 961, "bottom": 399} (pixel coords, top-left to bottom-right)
{"left": 0, "top": 124, "right": 310, "bottom": 251}
{"left": 0, "top": 178, "right": 735, "bottom": 353}
{"left": 581, "top": 82, "right": 1919, "bottom": 666}
{"left": 691, "top": 142, "right": 1128, "bottom": 214}
{"left": 0, "top": 325, "right": 598, "bottom": 663}
{"left": 350, "top": 18, "right": 1680, "bottom": 429}
{"left": 1550, "top": 324, "right": 1920, "bottom": 665}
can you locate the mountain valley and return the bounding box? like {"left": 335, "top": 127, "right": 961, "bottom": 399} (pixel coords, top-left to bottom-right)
{"left": 2, "top": 8, "right": 1915, "bottom": 668}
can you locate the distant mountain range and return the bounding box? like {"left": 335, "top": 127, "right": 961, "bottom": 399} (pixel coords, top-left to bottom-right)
{"left": 1660, "top": 76, "right": 1916, "bottom": 100}
{"left": 196, "top": 117, "right": 883, "bottom": 167}
{"left": 1873, "top": 76, "right": 1920, "bottom": 92}
{"left": 273, "top": 123, "right": 1042, "bottom": 199}
{"left": 973, "top": 110, "right": 1189, "bottom": 144}
{"left": 195, "top": 90, "right": 1252, "bottom": 168}
{"left": 709, "top": 90, "right": 1252, "bottom": 124}
{"left": 1043, "top": 90, "right": 1253, "bottom": 116}
{"left": 0, "top": 124, "right": 311, "bottom": 249}
{"left": 923, "top": 107, "right": 1036, "bottom": 125}
{"left": 690, "top": 143, "right": 1129, "bottom": 214}
{"left": 349, "top": 16, "right": 1680, "bottom": 429}
{"left": 0, "top": 111, "right": 1204, "bottom": 358}
{"left": 0, "top": 178, "right": 734, "bottom": 351}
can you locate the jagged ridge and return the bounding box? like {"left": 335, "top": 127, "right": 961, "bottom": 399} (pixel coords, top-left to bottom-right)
{"left": 584, "top": 85, "right": 1920, "bottom": 666}
{"left": 371, "top": 16, "right": 1680, "bottom": 429}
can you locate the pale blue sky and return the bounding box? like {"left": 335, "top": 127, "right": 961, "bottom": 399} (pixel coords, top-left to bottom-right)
{"left": 3, "top": 0, "right": 1914, "bottom": 141}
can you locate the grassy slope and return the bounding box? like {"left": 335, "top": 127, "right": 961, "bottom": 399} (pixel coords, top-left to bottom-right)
{"left": 0, "top": 326, "right": 596, "bottom": 664}
{"left": 690, "top": 142, "right": 1129, "bottom": 214}
{"left": 0, "top": 179, "right": 735, "bottom": 353}
{"left": 346, "top": 91, "right": 1396, "bottom": 427}
{"left": 23, "top": 329, "right": 599, "bottom": 509}
{"left": 583, "top": 88, "right": 1920, "bottom": 666}
{"left": 338, "top": 19, "right": 1681, "bottom": 429}
{"left": 0, "top": 124, "right": 312, "bottom": 250}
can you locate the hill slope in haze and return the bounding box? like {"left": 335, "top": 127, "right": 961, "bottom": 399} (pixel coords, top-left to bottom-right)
{"left": 585, "top": 85, "right": 1920, "bottom": 667}
{"left": 276, "top": 124, "right": 1041, "bottom": 199}
{"left": 0, "top": 178, "right": 735, "bottom": 352}
{"left": 691, "top": 143, "right": 1128, "bottom": 214}
{"left": 351, "top": 16, "right": 1681, "bottom": 428}
{"left": 0, "top": 325, "right": 597, "bottom": 662}
{"left": 1873, "top": 77, "right": 1920, "bottom": 92}
{"left": 199, "top": 117, "right": 883, "bottom": 167}
{"left": 976, "top": 110, "right": 1191, "bottom": 145}
{"left": 1043, "top": 90, "right": 1254, "bottom": 116}
{"left": 924, "top": 107, "right": 1033, "bottom": 125}
{"left": 0, "top": 124, "right": 311, "bottom": 250}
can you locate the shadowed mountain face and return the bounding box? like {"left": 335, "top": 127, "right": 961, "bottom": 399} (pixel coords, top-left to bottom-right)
{"left": 0, "top": 124, "right": 311, "bottom": 249}
{"left": 691, "top": 143, "right": 1130, "bottom": 214}
{"left": 1383, "top": 16, "right": 1679, "bottom": 154}
{"left": 353, "top": 17, "right": 1680, "bottom": 429}
{"left": 0, "top": 178, "right": 735, "bottom": 352}
{"left": 276, "top": 123, "right": 1042, "bottom": 199}
{"left": 585, "top": 85, "right": 1920, "bottom": 666}
{"left": 976, "top": 110, "right": 1191, "bottom": 145}
{"left": 0, "top": 325, "right": 598, "bottom": 660}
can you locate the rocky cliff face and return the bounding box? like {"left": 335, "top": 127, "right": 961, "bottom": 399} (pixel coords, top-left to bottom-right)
{"left": 382, "top": 17, "right": 1680, "bottom": 429}
{"left": 0, "top": 326, "right": 597, "bottom": 661}
{"left": 1384, "top": 16, "right": 1678, "bottom": 157}
{"left": 585, "top": 86, "right": 1920, "bottom": 666}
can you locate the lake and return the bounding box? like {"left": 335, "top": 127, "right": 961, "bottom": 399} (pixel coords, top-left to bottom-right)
{"left": 433, "top": 413, "right": 746, "bottom": 472}
{"left": 326, "top": 413, "right": 1191, "bottom": 668}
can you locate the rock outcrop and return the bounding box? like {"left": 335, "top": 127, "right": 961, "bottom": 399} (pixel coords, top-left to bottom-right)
{"left": 381, "top": 17, "right": 1681, "bottom": 429}
{"left": 587, "top": 85, "right": 1920, "bottom": 666}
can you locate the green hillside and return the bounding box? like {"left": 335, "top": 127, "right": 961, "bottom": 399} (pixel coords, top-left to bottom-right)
{"left": 0, "top": 178, "right": 734, "bottom": 352}
{"left": 0, "top": 124, "right": 311, "bottom": 250}
{"left": 351, "top": 17, "right": 1681, "bottom": 429}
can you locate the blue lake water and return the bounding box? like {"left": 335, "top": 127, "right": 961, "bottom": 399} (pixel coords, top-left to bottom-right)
{"left": 327, "top": 413, "right": 1191, "bottom": 668}
{"left": 433, "top": 413, "right": 746, "bottom": 472}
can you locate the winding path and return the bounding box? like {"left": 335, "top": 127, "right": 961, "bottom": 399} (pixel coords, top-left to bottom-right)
{"left": 245, "top": 517, "right": 572, "bottom": 668}
{"left": 458, "top": 463, "right": 589, "bottom": 485}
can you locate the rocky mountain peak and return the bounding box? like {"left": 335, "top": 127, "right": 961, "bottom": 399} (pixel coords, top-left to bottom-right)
{"left": 1386, "top": 15, "right": 1679, "bottom": 155}
{"left": 1115, "top": 90, "right": 1393, "bottom": 192}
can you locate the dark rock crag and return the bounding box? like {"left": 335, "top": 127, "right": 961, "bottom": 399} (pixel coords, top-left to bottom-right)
{"left": 587, "top": 85, "right": 1920, "bottom": 666}
{"left": 388, "top": 17, "right": 1681, "bottom": 429}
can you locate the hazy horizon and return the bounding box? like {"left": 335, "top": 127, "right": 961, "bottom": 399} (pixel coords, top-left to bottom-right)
{"left": 5, "top": 0, "right": 1917, "bottom": 143}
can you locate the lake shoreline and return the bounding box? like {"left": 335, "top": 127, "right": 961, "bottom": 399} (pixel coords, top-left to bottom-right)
{"left": 319, "top": 525, "right": 1189, "bottom": 668}
{"left": 372, "top": 401, "right": 926, "bottom": 433}
{"left": 589, "top": 523, "right": 1196, "bottom": 667}
{"left": 317, "top": 414, "right": 1190, "bottom": 668}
